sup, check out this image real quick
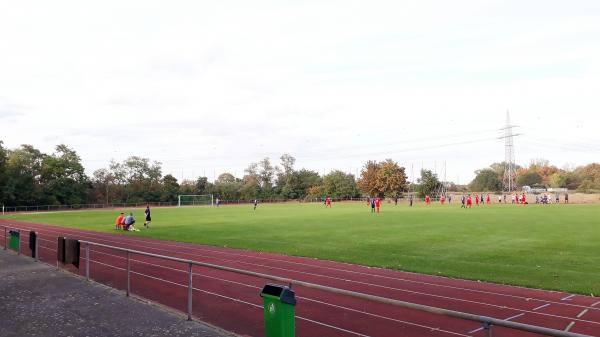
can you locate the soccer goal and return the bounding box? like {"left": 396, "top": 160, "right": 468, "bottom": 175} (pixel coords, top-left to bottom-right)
{"left": 177, "top": 194, "right": 214, "bottom": 207}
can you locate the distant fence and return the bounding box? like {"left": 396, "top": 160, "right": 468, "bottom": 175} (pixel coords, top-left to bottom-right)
{"left": 1, "top": 193, "right": 578, "bottom": 215}
{"left": 1, "top": 201, "right": 177, "bottom": 214}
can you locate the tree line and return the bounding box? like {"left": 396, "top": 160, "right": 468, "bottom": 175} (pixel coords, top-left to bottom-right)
{"left": 469, "top": 159, "right": 600, "bottom": 192}
{"left": 0, "top": 142, "right": 411, "bottom": 206}
{"left": 1, "top": 141, "right": 599, "bottom": 207}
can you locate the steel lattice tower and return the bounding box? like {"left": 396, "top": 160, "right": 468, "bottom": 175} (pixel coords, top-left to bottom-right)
{"left": 500, "top": 111, "right": 519, "bottom": 192}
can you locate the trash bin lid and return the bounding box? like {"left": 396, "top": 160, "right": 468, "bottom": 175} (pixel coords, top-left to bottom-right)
{"left": 260, "top": 284, "right": 296, "bottom": 306}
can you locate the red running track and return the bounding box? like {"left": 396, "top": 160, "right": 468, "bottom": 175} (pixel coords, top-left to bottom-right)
{"left": 2, "top": 219, "right": 599, "bottom": 337}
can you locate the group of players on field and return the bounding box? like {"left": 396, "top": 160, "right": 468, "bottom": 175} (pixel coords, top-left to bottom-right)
{"left": 319, "top": 192, "right": 570, "bottom": 213}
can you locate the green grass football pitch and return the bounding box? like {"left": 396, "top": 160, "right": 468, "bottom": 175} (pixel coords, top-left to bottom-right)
{"left": 3, "top": 202, "right": 599, "bottom": 295}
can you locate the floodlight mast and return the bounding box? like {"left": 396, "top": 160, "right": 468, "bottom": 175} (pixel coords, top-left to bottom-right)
{"left": 500, "top": 111, "right": 520, "bottom": 192}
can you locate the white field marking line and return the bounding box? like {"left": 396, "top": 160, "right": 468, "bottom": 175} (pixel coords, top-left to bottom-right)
{"left": 89, "top": 258, "right": 371, "bottom": 337}
{"left": 533, "top": 303, "right": 551, "bottom": 311}
{"left": 24, "top": 224, "right": 600, "bottom": 322}
{"left": 85, "top": 247, "right": 600, "bottom": 329}
{"left": 88, "top": 254, "right": 468, "bottom": 337}
{"left": 577, "top": 309, "right": 589, "bottom": 318}
{"left": 562, "top": 294, "right": 576, "bottom": 301}
{"left": 22, "top": 222, "right": 600, "bottom": 313}
{"left": 31, "top": 228, "right": 600, "bottom": 327}
{"left": 467, "top": 313, "right": 525, "bottom": 334}
{"left": 565, "top": 321, "right": 576, "bottom": 332}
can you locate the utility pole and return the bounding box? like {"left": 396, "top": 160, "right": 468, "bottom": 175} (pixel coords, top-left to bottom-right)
{"left": 500, "top": 111, "right": 520, "bottom": 192}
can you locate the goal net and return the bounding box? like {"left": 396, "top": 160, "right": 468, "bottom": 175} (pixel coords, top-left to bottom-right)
{"left": 178, "top": 194, "right": 214, "bottom": 207}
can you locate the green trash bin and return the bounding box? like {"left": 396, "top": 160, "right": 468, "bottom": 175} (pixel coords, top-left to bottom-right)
{"left": 260, "top": 284, "right": 296, "bottom": 337}
{"left": 9, "top": 230, "right": 20, "bottom": 252}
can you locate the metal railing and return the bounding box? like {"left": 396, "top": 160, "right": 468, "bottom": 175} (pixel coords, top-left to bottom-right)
{"left": 76, "top": 239, "right": 592, "bottom": 337}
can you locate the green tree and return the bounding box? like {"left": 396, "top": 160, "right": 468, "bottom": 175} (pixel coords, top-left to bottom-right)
{"left": 161, "top": 174, "right": 180, "bottom": 201}
{"left": 195, "top": 176, "right": 212, "bottom": 194}
{"left": 295, "top": 169, "right": 322, "bottom": 198}
{"left": 4, "top": 144, "right": 45, "bottom": 205}
{"left": 277, "top": 154, "right": 297, "bottom": 199}
{"left": 517, "top": 171, "right": 542, "bottom": 187}
{"left": 469, "top": 169, "right": 502, "bottom": 192}
{"left": 40, "top": 144, "right": 90, "bottom": 205}
{"left": 322, "top": 171, "right": 359, "bottom": 198}
{"left": 416, "top": 169, "right": 442, "bottom": 198}
{"left": 0, "top": 141, "right": 8, "bottom": 204}
{"left": 258, "top": 157, "right": 276, "bottom": 197}
{"left": 108, "top": 156, "right": 163, "bottom": 202}
{"left": 549, "top": 172, "right": 567, "bottom": 188}
{"left": 91, "top": 168, "right": 115, "bottom": 204}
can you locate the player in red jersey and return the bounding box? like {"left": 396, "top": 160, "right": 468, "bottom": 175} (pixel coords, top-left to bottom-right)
{"left": 375, "top": 197, "right": 381, "bottom": 213}
{"left": 425, "top": 195, "right": 430, "bottom": 205}
{"left": 326, "top": 196, "right": 332, "bottom": 208}
{"left": 475, "top": 194, "right": 479, "bottom": 206}
{"left": 466, "top": 195, "right": 472, "bottom": 208}
{"left": 486, "top": 195, "right": 491, "bottom": 205}
{"left": 521, "top": 193, "right": 526, "bottom": 205}
{"left": 440, "top": 195, "right": 445, "bottom": 205}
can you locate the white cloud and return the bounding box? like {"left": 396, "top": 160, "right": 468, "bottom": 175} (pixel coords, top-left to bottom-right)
{"left": 1, "top": 0, "right": 599, "bottom": 183}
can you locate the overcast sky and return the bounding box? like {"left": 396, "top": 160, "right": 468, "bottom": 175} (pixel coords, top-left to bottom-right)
{"left": 1, "top": 1, "right": 599, "bottom": 184}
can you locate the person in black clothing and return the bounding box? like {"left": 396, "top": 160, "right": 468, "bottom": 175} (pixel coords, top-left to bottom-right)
{"left": 144, "top": 205, "right": 151, "bottom": 228}
{"left": 253, "top": 199, "right": 258, "bottom": 210}
{"left": 370, "top": 198, "right": 376, "bottom": 212}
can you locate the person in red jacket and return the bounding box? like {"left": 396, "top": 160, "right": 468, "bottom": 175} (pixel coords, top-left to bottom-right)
{"left": 475, "top": 194, "right": 479, "bottom": 206}
{"left": 425, "top": 195, "right": 430, "bottom": 205}
{"left": 375, "top": 197, "right": 381, "bottom": 213}
{"left": 115, "top": 212, "right": 124, "bottom": 230}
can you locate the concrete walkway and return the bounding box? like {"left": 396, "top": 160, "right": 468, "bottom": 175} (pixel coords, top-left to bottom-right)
{"left": 0, "top": 250, "right": 238, "bottom": 337}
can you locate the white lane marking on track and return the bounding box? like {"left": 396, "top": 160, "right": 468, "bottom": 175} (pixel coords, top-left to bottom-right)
{"left": 86, "top": 244, "right": 600, "bottom": 337}
{"left": 83, "top": 249, "right": 467, "bottom": 336}
{"left": 505, "top": 313, "right": 525, "bottom": 321}
{"left": 25, "top": 223, "right": 600, "bottom": 330}
{"left": 87, "top": 256, "right": 464, "bottom": 337}
{"left": 15, "top": 222, "right": 600, "bottom": 327}
{"left": 564, "top": 321, "right": 576, "bottom": 332}
{"left": 467, "top": 326, "right": 484, "bottom": 334}
{"left": 533, "top": 303, "right": 551, "bottom": 311}
{"left": 88, "top": 258, "right": 373, "bottom": 337}
{"left": 467, "top": 313, "right": 524, "bottom": 334}
{"left": 577, "top": 309, "right": 589, "bottom": 318}
{"left": 592, "top": 301, "right": 600, "bottom": 307}
{"left": 5, "top": 220, "right": 592, "bottom": 310}
{"left": 561, "top": 294, "right": 576, "bottom": 301}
